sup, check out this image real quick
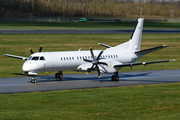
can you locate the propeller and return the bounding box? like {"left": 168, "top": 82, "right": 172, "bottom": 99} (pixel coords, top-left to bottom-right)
{"left": 29, "top": 45, "right": 43, "bottom": 54}
{"left": 29, "top": 48, "right": 34, "bottom": 54}
{"left": 83, "top": 47, "right": 108, "bottom": 78}
{"left": 39, "top": 45, "right": 43, "bottom": 52}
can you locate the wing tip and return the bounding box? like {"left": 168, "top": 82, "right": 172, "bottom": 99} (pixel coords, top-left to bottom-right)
{"left": 170, "top": 59, "right": 176, "bottom": 62}
{"left": 163, "top": 45, "right": 169, "bottom": 47}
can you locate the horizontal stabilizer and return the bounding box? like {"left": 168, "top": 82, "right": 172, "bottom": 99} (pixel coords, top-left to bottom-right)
{"left": 114, "top": 59, "right": 175, "bottom": 68}
{"left": 4, "top": 54, "right": 28, "bottom": 60}
{"left": 135, "top": 45, "right": 169, "bottom": 56}
{"left": 98, "top": 43, "right": 111, "bottom": 48}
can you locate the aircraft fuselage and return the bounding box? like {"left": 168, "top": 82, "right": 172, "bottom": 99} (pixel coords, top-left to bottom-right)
{"left": 23, "top": 50, "right": 139, "bottom": 74}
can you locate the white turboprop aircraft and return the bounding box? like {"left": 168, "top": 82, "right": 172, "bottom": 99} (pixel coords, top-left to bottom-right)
{"left": 4, "top": 18, "right": 175, "bottom": 83}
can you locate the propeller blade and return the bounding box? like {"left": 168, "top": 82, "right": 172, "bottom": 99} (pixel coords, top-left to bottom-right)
{"left": 90, "top": 47, "right": 95, "bottom": 60}
{"left": 39, "top": 45, "right": 43, "bottom": 52}
{"left": 29, "top": 48, "right": 34, "bottom": 54}
{"left": 96, "top": 50, "right": 104, "bottom": 60}
{"left": 95, "top": 65, "right": 101, "bottom": 78}
{"left": 97, "top": 62, "right": 109, "bottom": 66}
{"left": 87, "top": 64, "right": 95, "bottom": 74}
{"left": 83, "top": 58, "right": 92, "bottom": 63}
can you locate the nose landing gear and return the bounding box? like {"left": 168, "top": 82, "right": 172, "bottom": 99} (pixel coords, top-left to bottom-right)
{"left": 31, "top": 75, "right": 36, "bottom": 83}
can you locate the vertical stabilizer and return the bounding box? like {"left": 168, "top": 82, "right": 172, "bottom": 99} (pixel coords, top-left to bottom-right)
{"left": 129, "top": 18, "right": 144, "bottom": 52}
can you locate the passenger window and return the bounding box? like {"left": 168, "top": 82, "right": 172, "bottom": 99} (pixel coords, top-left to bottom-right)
{"left": 69, "top": 57, "right": 71, "bottom": 60}
{"left": 72, "top": 57, "right": 74, "bottom": 60}
{"left": 40, "top": 56, "right": 45, "bottom": 61}
{"left": 77, "top": 57, "right": 79, "bottom": 60}
{"left": 61, "top": 57, "right": 63, "bottom": 61}
{"left": 31, "top": 57, "right": 39, "bottom": 60}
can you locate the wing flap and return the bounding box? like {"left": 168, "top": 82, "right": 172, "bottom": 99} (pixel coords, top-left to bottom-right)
{"left": 4, "top": 54, "right": 28, "bottom": 60}
{"left": 114, "top": 59, "right": 175, "bottom": 68}
{"left": 135, "top": 45, "right": 169, "bottom": 56}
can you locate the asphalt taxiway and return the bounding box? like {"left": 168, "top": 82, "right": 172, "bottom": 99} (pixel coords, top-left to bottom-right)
{"left": 1, "top": 29, "right": 180, "bottom": 34}
{"left": 0, "top": 69, "right": 180, "bottom": 94}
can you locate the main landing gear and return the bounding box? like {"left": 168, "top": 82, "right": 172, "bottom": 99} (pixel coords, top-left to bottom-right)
{"left": 111, "top": 72, "right": 119, "bottom": 81}
{"left": 55, "top": 71, "right": 63, "bottom": 80}
{"left": 31, "top": 75, "right": 36, "bottom": 83}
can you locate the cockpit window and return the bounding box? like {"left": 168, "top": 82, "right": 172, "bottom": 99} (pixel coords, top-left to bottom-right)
{"left": 40, "top": 56, "right": 45, "bottom": 61}
{"left": 31, "top": 57, "right": 39, "bottom": 60}
{"left": 28, "top": 56, "right": 32, "bottom": 60}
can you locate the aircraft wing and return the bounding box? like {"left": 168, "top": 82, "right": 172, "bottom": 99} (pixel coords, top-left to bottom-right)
{"left": 4, "top": 54, "right": 28, "bottom": 60}
{"left": 114, "top": 59, "right": 175, "bottom": 68}
{"left": 135, "top": 45, "right": 169, "bottom": 56}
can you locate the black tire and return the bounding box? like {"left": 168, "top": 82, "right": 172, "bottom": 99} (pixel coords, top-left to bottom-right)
{"left": 55, "top": 73, "right": 59, "bottom": 79}
{"left": 115, "top": 76, "right": 119, "bottom": 81}
{"left": 111, "top": 75, "right": 115, "bottom": 81}
{"left": 111, "top": 75, "right": 119, "bottom": 81}
{"left": 31, "top": 79, "right": 36, "bottom": 83}
{"left": 55, "top": 73, "right": 63, "bottom": 80}
{"left": 59, "top": 74, "right": 63, "bottom": 79}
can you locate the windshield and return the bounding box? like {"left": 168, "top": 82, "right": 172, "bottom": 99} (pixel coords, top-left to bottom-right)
{"left": 31, "top": 56, "right": 39, "bottom": 60}
{"left": 28, "top": 56, "right": 46, "bottom": 61}
{"left": 28, "top": 56, "right": 32, "bottom": 60}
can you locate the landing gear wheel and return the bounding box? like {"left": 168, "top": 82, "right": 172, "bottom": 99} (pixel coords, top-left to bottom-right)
{"left": 31, "top": 78, "right": 36, "bottom": 83}
{"left": 115, "top": 76, "right": 119, "bottom": 81}
{"left": 111, "top": 75, "right": 119, "bottom": 81}
{"left": 111, "top": 72, "right": 119, "bottom": 81}
{"left": 55, "top": 71, "right": 63, "bottom": 80}
{"left": 31, "top": 75, "right": 36, "bottom": 83}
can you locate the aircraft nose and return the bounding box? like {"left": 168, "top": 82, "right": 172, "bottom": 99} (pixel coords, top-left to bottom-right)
{"left": 22, "top": 62, "right": 31, "bottom": 72}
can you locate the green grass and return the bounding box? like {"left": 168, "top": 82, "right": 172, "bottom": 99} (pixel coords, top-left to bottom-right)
{"left": 0, "top": 21, "right": 180, "bottom": 29}
{"left": 1, "top": 33, "right": 180, "bottom": 120}
{"left": 1, "top": 83, "right": 180, "bottom": 119}
{"left": 0, "top": 33, "right": 180, "bottom": 78}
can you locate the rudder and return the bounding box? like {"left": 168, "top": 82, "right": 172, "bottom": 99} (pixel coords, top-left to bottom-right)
{"left": 129, "top": 18, "right": 144, "bottom": 52}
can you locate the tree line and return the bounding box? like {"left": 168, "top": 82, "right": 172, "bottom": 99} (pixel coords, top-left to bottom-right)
{"left": 0, "top": 0, "right": 179, "bottom": 18}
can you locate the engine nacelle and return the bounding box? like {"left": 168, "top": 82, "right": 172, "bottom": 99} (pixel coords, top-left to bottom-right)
{"left": 77, "top": 63, "right": 92, "bottom": 71}
{"left": 77, "top": 59, "right": 123, "bottom": 73}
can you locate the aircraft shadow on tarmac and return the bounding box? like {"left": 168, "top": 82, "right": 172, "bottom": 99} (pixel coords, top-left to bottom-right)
{"left": 13, "top": 73, "right": 33, "bottom": 76}
{"left": 12, "top": 72, "right": 176, "bottom": 84}
{"left": 23, "top": 72, "right": 159, "bottom": 83}
{"left": 119, "top": 72, "right": 151, "bottom": 78}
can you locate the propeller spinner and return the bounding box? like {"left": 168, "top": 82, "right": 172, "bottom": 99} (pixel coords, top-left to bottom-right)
{"left": 83, "top": 47, "right": 108, "bottom": 78}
